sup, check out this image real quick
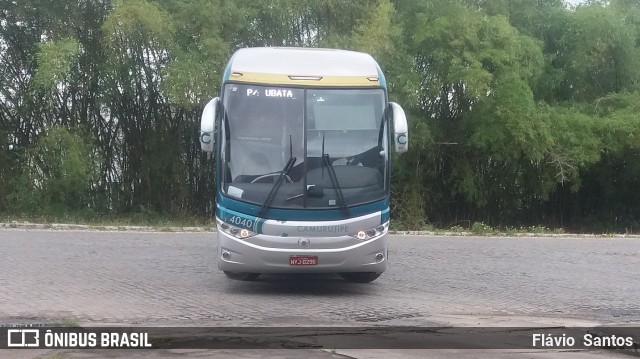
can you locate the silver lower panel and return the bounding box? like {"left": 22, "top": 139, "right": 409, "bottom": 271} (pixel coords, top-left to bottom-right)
{"left": 217, "top": 230, "right": 387, "bottom": 274}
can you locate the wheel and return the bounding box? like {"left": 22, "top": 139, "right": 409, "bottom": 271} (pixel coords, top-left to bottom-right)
{"left": 223, "top": 272, "right": 261, "bottom": 281}
{"left": 339, "top": 272, "right": 382, "bottom": 283}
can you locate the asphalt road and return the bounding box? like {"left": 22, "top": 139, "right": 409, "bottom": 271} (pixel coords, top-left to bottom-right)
{"left": 0, "top": 229, "right": 638, "bottom": 358}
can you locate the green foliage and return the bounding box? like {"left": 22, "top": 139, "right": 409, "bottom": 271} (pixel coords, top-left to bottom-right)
{"left": 159, "top": 0, "right": 234, "bottom": 107}
{"left": 32, "top": 38, "right": 80, "bottom": 90}
{"left": 391, "top": 181, "right": 427, "bottom": 230}
{"left": 470, "top": 75, "right": 551, "bottom": 162}
{"left": 388, "top": 0, "right": 640, "bottom": 231}
{"left": 568, "top": 6, "right": 640, "bottom": 99}
{"left": 103, "top": 0, "right": 174, "bottom": 49}
{"left": 1, "top": 0, "right": 640, "bottom": 232}
{"left": 351, "top": 0, "right": 399, "bottom": 57}
{"left": 0, "top": 128, "right": 12, "bottom": 212}
{"left": 543, "top": 105, "right": 602, "bottom": 187}
{"left": 470, "top": 222, "right": 494, "bottom": 235}
{"left": 10, "top": 127, "right": 97, "bottom": 214}
{"left": 411, "top": 3, "right": 543, "bottom": 100}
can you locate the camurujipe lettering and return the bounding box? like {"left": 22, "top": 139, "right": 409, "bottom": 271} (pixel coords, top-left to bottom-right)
{"left": 297, "top": 225, "right": 349, "bottom": 233}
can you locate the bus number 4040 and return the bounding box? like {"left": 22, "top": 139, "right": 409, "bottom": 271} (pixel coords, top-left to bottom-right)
{"left": 228, "top": 216, "right": 253, "bottom": 228}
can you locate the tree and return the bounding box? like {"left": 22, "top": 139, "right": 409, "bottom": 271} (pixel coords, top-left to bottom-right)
{"left": 11, "top": 126, "right": 96, "bottom": 213}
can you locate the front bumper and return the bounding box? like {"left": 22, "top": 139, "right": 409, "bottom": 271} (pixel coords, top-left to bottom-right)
{"left": 216, "top": 230, "right": 388, "bottom": 273}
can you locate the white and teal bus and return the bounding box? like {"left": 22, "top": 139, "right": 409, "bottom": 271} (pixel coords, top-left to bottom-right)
{"left": 200, "top": 47, "right": 408, "bottom": 283}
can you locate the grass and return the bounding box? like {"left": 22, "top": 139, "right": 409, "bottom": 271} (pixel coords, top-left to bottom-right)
{"left": 389, "top": 221, "right": 572, "bottom": 236}
{"left": 62, "top": 318, "right": 79, "bottom": 327}
{"left": 0, "top": 212, "right": 216, "bottom": 230}
{"left": 37, "top": 354, "right": 65, "bottom": 359}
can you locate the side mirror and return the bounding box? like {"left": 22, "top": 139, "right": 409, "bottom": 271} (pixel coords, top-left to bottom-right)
{"left": 200, "top": 97, "right": 219, "bottom": 153}
{"left": 389, "top": 102, "right": 408, "bottom": 153}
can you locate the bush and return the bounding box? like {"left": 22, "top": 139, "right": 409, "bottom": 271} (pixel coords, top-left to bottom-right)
{"left": 392, "top": 183, "right": 427, "bottom": 230}
{"left": 10, "top": 126, "right": 97, "bottom": 214}
{"left": 471, "top": 221, "right": 494, "bottom": 235}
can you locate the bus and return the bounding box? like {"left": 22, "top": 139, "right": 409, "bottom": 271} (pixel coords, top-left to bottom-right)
{"left": 199, "top": 47, "right": 408, "bottom": 283}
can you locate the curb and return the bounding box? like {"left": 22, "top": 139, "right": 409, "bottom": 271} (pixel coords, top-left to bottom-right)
{"left": 0, "top": 222, "right": 214, "bottom": 233}
{"left": 1, "top": 221, "right": 640, "bottom": 238}
{"left": 388, "top": 230, "right": 640, "bottom": 238}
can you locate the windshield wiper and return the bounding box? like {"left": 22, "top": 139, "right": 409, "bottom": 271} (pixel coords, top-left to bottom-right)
{"left": 322, "top": 154, "right": 349, "bottom": 217}
{"left": 319, "top": 132, "right": 349, "bottom": 218}
{"left": 259, "top": 135, "right": 296, "bottom": 216}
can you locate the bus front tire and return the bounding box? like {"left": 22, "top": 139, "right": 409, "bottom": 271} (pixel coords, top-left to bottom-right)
{"left": 223, "top": 272, "right": 260, "bottom": 281}
{"left": 340, "top": 272, "right": 381, "bottom": 283}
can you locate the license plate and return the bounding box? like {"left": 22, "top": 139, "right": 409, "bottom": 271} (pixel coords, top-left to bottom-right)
{"left": 289, "top": 255, "right": 318, "bottom": 266}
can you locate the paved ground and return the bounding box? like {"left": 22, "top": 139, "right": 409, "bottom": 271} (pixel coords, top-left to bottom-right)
{"left": 0, "top": 229, "right": 638, "bottom": 358}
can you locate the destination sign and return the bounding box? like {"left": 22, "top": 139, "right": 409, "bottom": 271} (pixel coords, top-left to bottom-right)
{"left": 245, "top": 88, "right": 295, "bottom": 98}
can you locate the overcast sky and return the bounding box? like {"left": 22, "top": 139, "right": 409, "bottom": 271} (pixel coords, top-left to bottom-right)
{"left": 565, "top": 0, "right": 587, "bottom": 6}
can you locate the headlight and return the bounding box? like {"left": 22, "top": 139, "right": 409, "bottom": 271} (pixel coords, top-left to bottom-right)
{"left": 352, "top": 221, "right": 388, "bottom": 241}
{"left": 217, "top": 219, "right": 257, "bottom": 239}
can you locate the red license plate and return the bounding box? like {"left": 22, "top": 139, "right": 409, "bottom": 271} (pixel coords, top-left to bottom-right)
{"left": 289, "top": 255, "right": 318, "bottom": 266}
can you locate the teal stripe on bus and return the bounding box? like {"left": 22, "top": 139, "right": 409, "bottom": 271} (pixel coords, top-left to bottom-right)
{"left": 215, "top": 206, "right": 262, "bottom": 232}
{"left": 222, "top": 54, "right": 235, "bottom": 83}
{"left": 376, "top": 64, "right": 387, "bottom": 89}
{"left": 216, "top": 194, "right": 389, "bottom": 222}
{"left": 381, "top": 206, "right": 390, "bottom": 224}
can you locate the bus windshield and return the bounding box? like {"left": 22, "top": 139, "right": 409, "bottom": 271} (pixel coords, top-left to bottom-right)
{"left": 220, "top": 84, "right": 387, "bottom": 212}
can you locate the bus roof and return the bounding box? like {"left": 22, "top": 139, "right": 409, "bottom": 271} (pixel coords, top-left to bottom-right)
{"left": 223, "top": 47, "right": 385, "bottom": 88}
